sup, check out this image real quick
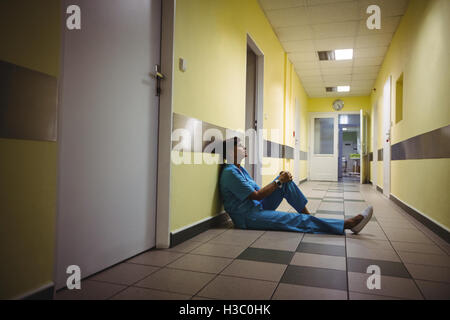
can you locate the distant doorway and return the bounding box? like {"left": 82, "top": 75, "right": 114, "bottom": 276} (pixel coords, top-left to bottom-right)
{"left": 338, "top": 114, "right": 361, "bottom": 181}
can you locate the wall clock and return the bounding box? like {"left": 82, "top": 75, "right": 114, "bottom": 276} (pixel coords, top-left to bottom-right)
{"left": 332, "top": 99, "right": 344, "bottom": 111}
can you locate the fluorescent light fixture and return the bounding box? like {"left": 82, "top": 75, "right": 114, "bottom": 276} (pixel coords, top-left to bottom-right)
{"left": 337, "top": 86, "right": 350, "bottom": 92}
{"left": 334, "top": 49, "right": 353, "bottom": 60}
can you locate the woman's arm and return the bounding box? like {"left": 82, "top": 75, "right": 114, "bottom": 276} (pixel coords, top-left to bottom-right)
{"left": 248, "top": 172, "right": 292, "bottom": 201}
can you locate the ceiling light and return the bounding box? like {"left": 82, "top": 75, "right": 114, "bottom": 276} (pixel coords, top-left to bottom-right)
{"left": 334, "top": 49, "right": 353, "bottom": 60}
{"left": 337, "top": 86, "right": 350, "bottom": 92}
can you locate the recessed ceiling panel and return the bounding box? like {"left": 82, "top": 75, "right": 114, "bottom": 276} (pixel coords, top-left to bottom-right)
{"left": 259, "top": 0, "right": 409, "bottom": 97}
{"left": 276, "top": 26, "right": 313, "bottom": 41}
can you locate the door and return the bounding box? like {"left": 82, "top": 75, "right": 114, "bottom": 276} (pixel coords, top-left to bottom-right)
{"left": 309, "top": 113, "right": 339, "bottom": 181}
{"left": 383, "top": 76, "right": 392, "bottom": 197}
{"left": 56, "top": 0, "right": 161, "bottom": 289}
{"left": 360, "top": 109, "right": 368, "bottom": 184}
{"left": 293, "top": 98, "right": 301, "bottom": 184}
{"left": 245, "top": 47, "right": 257, "bottom": 179}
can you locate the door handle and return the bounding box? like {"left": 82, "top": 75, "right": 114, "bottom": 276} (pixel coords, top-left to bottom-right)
{"left": 150, "top": 64, "right": 165, "bottom": 79}
{"left": 150, "top": 65, "right": 164, "bottom": 96}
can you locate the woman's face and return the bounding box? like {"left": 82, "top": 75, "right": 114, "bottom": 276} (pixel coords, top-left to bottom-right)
{"left": 235, "top": 142, "right": 248, "bottom": 160}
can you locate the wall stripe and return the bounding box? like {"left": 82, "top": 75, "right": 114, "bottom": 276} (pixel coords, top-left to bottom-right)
{"left": 391, "top": 125, "right": 450, "bottom": 160}
{"left": 371, "top": 125, "right": 450, "bottom": 162}
{"left": 172, "top": 113, "right": 308, "bottom": 160}
{"left": 0, "top": 60, "right": 58, "bottom": 142}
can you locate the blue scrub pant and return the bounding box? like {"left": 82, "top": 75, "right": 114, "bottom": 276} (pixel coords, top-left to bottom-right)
{"left": 244, "top": 180, "right": 345, "bottom": 235}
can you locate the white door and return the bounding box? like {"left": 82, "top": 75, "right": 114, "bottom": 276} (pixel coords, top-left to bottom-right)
{"left": 309, "top": 113, "right": 339, "bottom": 181}
{"left": 293, "top": 99, "right": 301, "bottom": 184}
{"left": 360, "top": 109, "right": 368, "bottom": 184}
{"left": 383, "top": 76, "right": 392, "bottom": 197}
{"left": 56, "top": 0, "right": 161, "bottom": 290}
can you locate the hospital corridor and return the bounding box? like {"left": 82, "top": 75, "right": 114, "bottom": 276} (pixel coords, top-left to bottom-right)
{"left": 54, "top": 180, "right": 450, "bottom": 300}
{"left": 1, "top": 0, "right": 449, "bottom": 303}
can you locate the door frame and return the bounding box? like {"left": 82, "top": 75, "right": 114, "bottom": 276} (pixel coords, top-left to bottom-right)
{"left": 156, "top": 0, "right": 176, "bottom": 248}
{"left": 360, "top": 109, "right": 369, "bottom": 184}
{"left": 382, "top": 76, "right": 392, "bottom": 197}
{"left": 246, "top": 34, "right": 264, "bottom": 187}
{"left": 371, "top": 98, "right": 378, "bottom": 189}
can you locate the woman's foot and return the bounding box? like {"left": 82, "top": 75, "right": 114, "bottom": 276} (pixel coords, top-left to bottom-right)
{"left": 301, "top": 207, "right": 311, "bottom": 215}
{"left": 344, "top": 215, "right": 364, "bottom": 230}
{"left": 350, "top": 206, "right": 374, "bottom": 234}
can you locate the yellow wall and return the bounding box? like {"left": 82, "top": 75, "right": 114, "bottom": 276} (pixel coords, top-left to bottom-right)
{"left": 308, "top": 96, "right": 371, "bottom": 113}
{"left": 170, "top": 0, "right": 309, "bottom": 231}
{"left": 0, "top": 0, "right": 60, "bottom": 299}
{"left": 290, "top": 60, "right": 310, "bottom": 182}
{"left": 369, "top": 0, "right": 450, "bottom": 229}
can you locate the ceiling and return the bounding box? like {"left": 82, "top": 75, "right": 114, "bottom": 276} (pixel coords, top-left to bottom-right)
{"left": 258, "top": 0, "right": 409, "bottom": 98}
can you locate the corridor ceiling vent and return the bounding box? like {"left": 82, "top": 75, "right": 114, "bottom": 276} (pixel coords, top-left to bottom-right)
{"left": 318, "top": 50, "right": 335, "bottom": 61}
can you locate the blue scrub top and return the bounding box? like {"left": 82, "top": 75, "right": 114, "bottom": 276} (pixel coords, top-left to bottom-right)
{"left": 219, "top": 164, "right": 261, "bottom": 228}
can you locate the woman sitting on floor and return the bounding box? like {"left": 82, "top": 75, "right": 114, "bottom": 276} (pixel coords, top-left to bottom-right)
{"left": 219, "top": 137, "right": 373, "bottom": 235}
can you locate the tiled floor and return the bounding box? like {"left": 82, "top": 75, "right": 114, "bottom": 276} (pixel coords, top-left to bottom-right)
{"left": 55, "top": 180, "right": 450, "bottom": 300}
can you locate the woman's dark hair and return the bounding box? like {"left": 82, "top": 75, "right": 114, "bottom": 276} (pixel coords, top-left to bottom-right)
{"left": 222, "top": 136, "right": 240, "bottom": 163}
{"left": 219, "top": 136, "right": 240, "bottom": 176}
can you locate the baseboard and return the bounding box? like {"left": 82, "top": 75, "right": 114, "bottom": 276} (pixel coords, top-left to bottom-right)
{"left": 376, "top": 185, "right": 383, "bottom": 193}
{"left": 15, "top": 282, "right": 54, "bottom": 300}
{"left": 390, "top": 195, "right": 450, "bottom": 243}
{"left": 299, "top": 178, "right": 307, "bottom": 185}
{"left": 170, "top": 212, "right": 232, "bottom": 247}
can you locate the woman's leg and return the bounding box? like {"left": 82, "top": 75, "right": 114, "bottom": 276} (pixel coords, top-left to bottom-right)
{"left": 246, "top": 209, "right": 345, "bottom": 235}
{"left": 261, "top": 178, "right": 310, "bottom": 213}
{"left": 279, "top": 181, "right": 309, "bottom": 214}
{"left": 260, "top": 186, "right": 284, "bottom": 211}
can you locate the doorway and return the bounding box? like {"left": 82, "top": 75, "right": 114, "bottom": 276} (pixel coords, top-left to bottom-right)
{"left": 245, "top": 35, "right": 264, "bottom": 187}
{"left": 56, "top": 0, "right": 161, "bottom": 290}
{"left": 338, "top": 114, "right": 361, "bottom": 182}
{"left": 309, "top": 111, "right": 367, "bottom": 183}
